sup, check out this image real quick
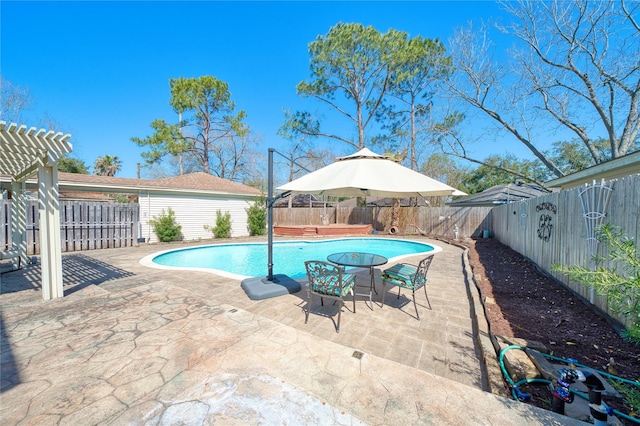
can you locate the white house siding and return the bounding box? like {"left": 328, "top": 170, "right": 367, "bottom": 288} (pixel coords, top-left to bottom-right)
{"left": 140, "top": 191, "right": 256, "bottom": 243}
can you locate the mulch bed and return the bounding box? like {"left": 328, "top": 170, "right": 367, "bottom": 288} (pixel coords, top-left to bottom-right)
{"left": 462, "top": 238, "right": 639, "bottom": 423}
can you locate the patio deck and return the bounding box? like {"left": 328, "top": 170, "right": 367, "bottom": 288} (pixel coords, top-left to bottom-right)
{"left": 0, "top": 236, "right": 586, "bottom": 425}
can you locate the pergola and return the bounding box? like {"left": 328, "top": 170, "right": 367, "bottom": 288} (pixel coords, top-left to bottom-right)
{"left": 0, "top": 121, "right": 73, "bottom": 300}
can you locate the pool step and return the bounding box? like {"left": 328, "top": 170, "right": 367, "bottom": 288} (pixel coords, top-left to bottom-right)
{"left": 302, "top": 227, "right": 318, "bottom": 236}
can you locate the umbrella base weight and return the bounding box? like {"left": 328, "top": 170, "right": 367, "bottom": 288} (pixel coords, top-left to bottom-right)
{"left": 241, "top": 274, "right": 301, "bottom": 300}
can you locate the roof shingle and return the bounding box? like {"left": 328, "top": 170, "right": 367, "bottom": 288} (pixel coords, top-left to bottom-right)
{"left": 55, "top": 171, "right": 262, "bottom": 195}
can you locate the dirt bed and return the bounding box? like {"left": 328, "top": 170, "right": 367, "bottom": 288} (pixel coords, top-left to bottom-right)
{"left": 462, "top": 238, "right": 639, "bottom": 423}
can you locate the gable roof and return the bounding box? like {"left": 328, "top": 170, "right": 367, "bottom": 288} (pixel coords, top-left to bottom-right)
{"left": 153, "top": 172, "right": 262, "bottom": 195}
{"left": 447, "top": 181, "right": 550, "bottom": 207}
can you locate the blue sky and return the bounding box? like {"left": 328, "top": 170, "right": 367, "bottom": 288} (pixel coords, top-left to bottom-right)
{"left": 3, "top": 0, "right": 511, "bottom": 179}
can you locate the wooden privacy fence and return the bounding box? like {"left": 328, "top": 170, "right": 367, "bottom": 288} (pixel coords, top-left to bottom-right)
{"left": 1, "top": 200, "right": 139, "bottom": 255}
{"left": 492, "top": 173, "right": 640, "bottom": 328}
{"left": 273, "top": 206, "right": 493, "bottom": 239}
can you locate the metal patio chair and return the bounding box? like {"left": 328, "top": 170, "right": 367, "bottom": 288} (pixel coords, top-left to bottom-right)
{"left": 304, "top": 260, "right": 356, "bottom": 333}
{"left": 380, "top": 255, "right": 433, "bottom": 319}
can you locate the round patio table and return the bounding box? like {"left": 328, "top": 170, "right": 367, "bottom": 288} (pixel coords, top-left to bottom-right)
{"left": 327, "top": 252, "right": 388, "bottom": 310}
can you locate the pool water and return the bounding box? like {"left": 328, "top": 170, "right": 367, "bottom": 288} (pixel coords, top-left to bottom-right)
{"left": 144, "top": 238, "right": 439, "bottom": 279}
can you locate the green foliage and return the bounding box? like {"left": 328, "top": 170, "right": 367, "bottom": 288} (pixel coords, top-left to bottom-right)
{"left": 421, "top": 153, "right": 471, "bottom": 196}
{"left": 149, "top": 208, "right": 182, "bottom": 242}
{"left": 609, "top": 377, "right": 640, "bottom": 420}
{"left": 290, "top": 22, "right": 405, "bottom": 150}
{"left": 461, "top": 154, "right": 550, "bottom": 194}
{"left": 611, "top": 380, "right": 640, "bottom": 418}
{"left": 131, "top": 119, "right": 188, "bottom": 166}
{"left": 169, "top": 76, "right": 248, "bottom": 140}
{"left": 377, "top": 34, "right": 452, "bottom": 169}
{"left": 57, "top": 156, "right": 89, "bottom": 174}
{"left": 544, "top": 137, "right": 639, "bottom": 176}
{"left": 279, "top": 110, "right": 320, "bottom": 141}
{"left": 94, "top": 155, "right": 122, "bottom": 176}
{"left": 546, "top": 138, "right": 610, "bottom": 175}
{"left": 553, "top": 224, "right": 640, "bottom": 343}
{"left": 390, "top": 35, "right": 452, "bottom": 90}
{"left": 132, "top": 76, "right": 248, "bottom": 175}
{"left": 206, "top": 210, "right": 232, "bottom": 239}
{"left": 246, "top": 196, "right": 267, "bottom": 236}
{"left": 108, "top": 194, "right": 129, "bottom": 203}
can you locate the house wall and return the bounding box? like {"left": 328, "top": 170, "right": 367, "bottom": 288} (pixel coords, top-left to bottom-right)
{"left": 139, "top": 191, "right": 255, "bottom": 243}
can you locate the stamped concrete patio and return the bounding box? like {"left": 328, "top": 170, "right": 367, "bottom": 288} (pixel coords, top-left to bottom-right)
{"left": 0, "top": 236, "right": 586, "bottom": 425}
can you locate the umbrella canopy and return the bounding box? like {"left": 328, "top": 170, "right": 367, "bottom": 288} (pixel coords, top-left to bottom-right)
{"left": 277, "top": 148, "right": 466, "bottom": 197}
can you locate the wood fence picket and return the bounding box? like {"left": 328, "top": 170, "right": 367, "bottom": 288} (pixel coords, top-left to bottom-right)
{"left": 1, "top": 200, "right": 139, "bottom": 254}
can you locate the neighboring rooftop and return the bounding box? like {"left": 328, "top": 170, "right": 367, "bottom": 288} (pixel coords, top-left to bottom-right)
{"left": 58, "top": 191, "right": 113, "bottom": 202}
{"left": 1, "top": 171, "right": 263, "bottom": 196}
{"left": 273, "top": 193, "right": 330, "bottom": 208}
{"left": 447, "top": 180, "right": 550, "bottom": 207}
{"left": 153, "top": 172, "right": 262, "bottom": 195}
{"left": 336, "top": 196, "right": 430, "bottom": 208}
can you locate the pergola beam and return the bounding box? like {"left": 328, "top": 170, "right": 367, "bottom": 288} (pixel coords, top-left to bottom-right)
{"left": 1, "top": 122, "right": 72, "bottom": 179}
{"left": 14, "top": 159, "right": 42, "bottom": 187}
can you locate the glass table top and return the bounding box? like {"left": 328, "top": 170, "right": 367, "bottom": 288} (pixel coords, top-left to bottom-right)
{"left": 327, "top": 252, "right": 388, "bottom": 268}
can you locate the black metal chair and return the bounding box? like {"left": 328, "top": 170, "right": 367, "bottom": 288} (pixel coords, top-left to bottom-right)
{"left": 304, "top": 260, "right": 356, "bottom": 333}
{"left": 380, "top": 255, "right": 433, "bottom": 319}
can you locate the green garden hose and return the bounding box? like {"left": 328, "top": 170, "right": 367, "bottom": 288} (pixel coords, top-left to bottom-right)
{"left": 498, "top": 345, "right": 640, "bottom": 424}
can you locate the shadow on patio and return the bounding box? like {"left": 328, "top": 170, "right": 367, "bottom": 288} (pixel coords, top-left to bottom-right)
{"left": 1, "top": 253, "right": 135, "bottom": 296}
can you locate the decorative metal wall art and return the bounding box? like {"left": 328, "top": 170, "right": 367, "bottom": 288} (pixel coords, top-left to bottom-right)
{"left": 536, "top": 202, "right": 557, "bottom": 242}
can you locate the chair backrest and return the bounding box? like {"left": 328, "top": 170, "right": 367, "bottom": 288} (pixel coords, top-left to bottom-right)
{"left": 413, "top": 255, "right": 434, "bottom": 288}
{"left": 305, "top": 260, "right": 347, "bottom": 296}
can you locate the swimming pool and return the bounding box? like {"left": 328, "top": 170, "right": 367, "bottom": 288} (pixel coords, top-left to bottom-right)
{"left": 140, "top": 238, "right": 440, "bottom": 280}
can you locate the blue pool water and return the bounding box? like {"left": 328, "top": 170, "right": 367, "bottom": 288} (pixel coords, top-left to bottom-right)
{"left": 145, "top": 238, "right": 438, "bottom": 279}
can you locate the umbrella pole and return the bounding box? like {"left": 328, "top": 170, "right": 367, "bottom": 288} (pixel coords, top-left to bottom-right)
{"left": 240, "top": 149, "right": 301, "bottom": 300}
{"left": 267, "top": 148, "right": 275, "bottom": 282}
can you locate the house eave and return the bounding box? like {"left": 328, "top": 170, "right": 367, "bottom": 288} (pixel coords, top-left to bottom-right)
{"left": 545, "top": 150, "right": 640, "bottom": 190}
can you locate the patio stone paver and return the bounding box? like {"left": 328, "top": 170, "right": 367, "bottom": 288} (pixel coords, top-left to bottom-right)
{"left": 0, "top": 236, "right": 588, "bottom": 424}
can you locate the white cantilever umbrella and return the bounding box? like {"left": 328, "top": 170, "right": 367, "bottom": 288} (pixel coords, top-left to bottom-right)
{"left": 277, "top": 148, "right": 466, "bottom": 197}
{"left": 242, "top": 147, "right": 465, "bottom": 301}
